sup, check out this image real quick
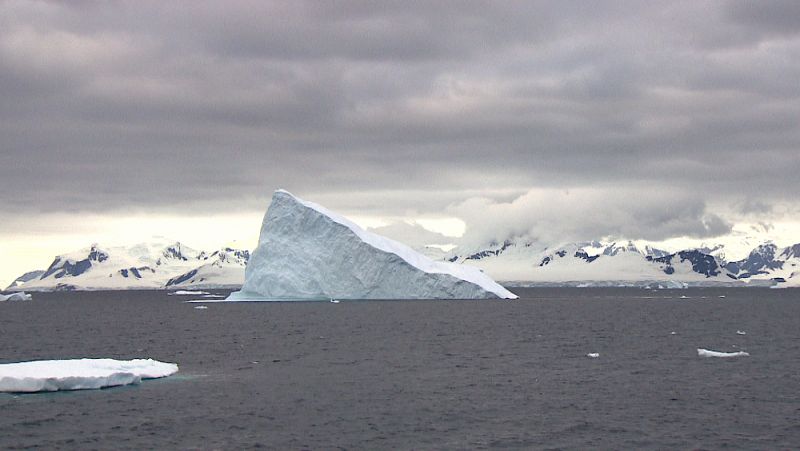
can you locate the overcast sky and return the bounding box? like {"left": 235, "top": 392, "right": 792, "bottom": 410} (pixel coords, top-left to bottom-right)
{"left": 1, "top": 1, "right": 799, "bottom": 284}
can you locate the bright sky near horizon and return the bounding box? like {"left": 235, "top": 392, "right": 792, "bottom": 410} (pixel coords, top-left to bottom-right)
{"left": 1, "top": 1, "right": 799, "bottom": 286}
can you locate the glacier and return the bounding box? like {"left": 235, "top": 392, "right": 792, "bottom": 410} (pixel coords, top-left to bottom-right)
{"left": 0, "top": 358, "right": 178, "bottom": 393}
{"left": 228, "top": 190, "right": 517, "bottom": 300}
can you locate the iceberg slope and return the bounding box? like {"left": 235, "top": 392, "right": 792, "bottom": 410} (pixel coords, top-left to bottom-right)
{"left": 231, "top": 190, "right": 516, "bottom": 300}
{"left": 0, "top": 358, "right": 178, "bottom": 393}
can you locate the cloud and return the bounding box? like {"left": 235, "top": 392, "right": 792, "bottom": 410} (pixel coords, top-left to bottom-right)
{"left": 737, "top": 199, "right": 774, "bottom": 215}
{"left": 0, "top": 0, "right": 797, "bottom": 249}
{"left": 449, "top": 187, "right": 732, "bottom": 248}
{"left": 368, "top": 221, "right": 454, "bottom": 249}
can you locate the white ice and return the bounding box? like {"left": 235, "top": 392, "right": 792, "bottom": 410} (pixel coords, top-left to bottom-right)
{"left": 230, "top": 190, "right": 517, "bottom": 301}
{"left": 0, "top": 292, "right": 31, "bottom": 301}
{"left": 736, "top": 330, "right": 747, "bottom": 335}
{"left": 586, "top": 353, "right": 600, "bottom": 358}
{"left": 194, "top": 305, "right": 208, "bottom": 310}
{"left": 0, "top": 358, "right": 178, "bottom": 393}
{"left": 697, "top": 348, "right": 749, "bottom": 358}
{"left": 169, "top": 290, "right": 209, "bottom": 295}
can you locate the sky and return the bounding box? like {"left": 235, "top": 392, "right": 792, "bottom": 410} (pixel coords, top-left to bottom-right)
{"left": 1, "top": 1, "right": 799, "bottom": 286}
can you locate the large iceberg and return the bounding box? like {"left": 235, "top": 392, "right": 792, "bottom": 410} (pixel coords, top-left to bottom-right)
{"left": 228, "top": 190, "right": 517, "bottom": 300}
{"left": 0, "top": 358, "right": 178, "bottom": 393}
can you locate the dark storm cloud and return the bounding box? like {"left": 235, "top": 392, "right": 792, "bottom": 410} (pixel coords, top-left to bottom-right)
{"left": 725, "top": 0, "right": 800, "bottom": 38}
{"left": 0, "top": 1, "right": 798, "bottom": 243}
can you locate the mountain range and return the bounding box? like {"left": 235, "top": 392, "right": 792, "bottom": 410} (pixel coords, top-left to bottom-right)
{"left": 6, "top": 238, "right": 800, "bottom": 291}
{"left": 7, "top": 239, "right": 249, "bottom": 291}
{"left": 445, "top": 240, "right": 800, "bottom": 288}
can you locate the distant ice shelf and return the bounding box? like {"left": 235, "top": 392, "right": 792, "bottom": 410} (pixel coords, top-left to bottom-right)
{"left": 0, "top": 358, "right": 178, "bottom": 393}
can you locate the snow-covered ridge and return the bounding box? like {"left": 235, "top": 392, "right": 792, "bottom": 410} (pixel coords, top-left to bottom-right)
{"left": 447, "top": 239, "right": 800, "bottom": 287}
{"left": 7, "top": 240, "right": 250, "bottom": 291}
{"left": 231, "top": 190, "right": 517, "bottom": 300}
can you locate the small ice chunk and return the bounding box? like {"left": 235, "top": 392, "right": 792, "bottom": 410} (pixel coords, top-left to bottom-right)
{"left": 330, "top": 299, "right": 340, "bottom": 303}
{"left": 679, "top": 295, "right": 690, "bottom": 299}
{"left": 670, "top": 331, "right": 677, "bottom": 335}
{"left": 718, "top": 295, "right": 726, "bottom": 298}
{"left": 586, "top": 353, "right": 600, "bottom": 358}
{"left": 0, "top": 358, "right": 178, "bottom": 393}
{"left": 0, "top": 292, "right": 32, "bottom": 302}
{"left": 736, "top": 330, "right": 746, "bottom": 335}
{"left": 697, "top": 348, "right": 749, "bottom": 358}
{"left": 169, "top": 290, "right": 209, "bottom": 296}
{"left": 194, "top": 305, "right": 208, "bottom": 310}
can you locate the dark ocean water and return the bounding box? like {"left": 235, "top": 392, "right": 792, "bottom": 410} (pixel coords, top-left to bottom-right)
{"left": 1, "top": 288, "right": 799, "bottom": 450}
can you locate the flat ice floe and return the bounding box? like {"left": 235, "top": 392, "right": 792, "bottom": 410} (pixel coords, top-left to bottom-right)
{"left": 169, "top": 290, "right": 209, "bottom": 296}
{"left": 697, "top": 348, "right": 749, "bottom": 358}
{"left": 0, "top": 358, "right": 178, "bottom": 393}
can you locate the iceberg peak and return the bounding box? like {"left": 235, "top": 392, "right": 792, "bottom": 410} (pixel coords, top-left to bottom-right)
{"left": 230, "top": 190, "right": 517, "bottom": 300}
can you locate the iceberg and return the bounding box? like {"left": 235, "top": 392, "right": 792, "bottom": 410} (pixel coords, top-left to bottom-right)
{"left": 0, "top": 292, "right": 31, "bottom": 301}
{"left": 229, "top": 190, "right": 517, "bottom": 301}
{"left": 0, "top": 358, "right": 178, "bottom": 393}
{"left": 697, "top": 348, "right": 749, "bottom": 358}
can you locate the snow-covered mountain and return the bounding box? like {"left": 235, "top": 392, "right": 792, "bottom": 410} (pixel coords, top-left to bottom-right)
{"left": 6, "top": 270, "right": 45, "bottom": 289}
{"left": 165, "top": 247, "right": 250, "bottom": 289}
{"left": 8, "top": 240, "right": 249, "bottom": 291}
{"left": 446, "top": 240, "right": 800, "bottom": 287}
{"left": 8, "top": 235, "right": 800, "bottom": 291}
{"left": 722, "top": 242, "right": 800, "bottom": 285}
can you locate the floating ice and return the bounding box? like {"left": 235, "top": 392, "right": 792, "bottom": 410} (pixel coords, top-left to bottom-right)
{"left": 229, "top": 190, "right": 517, "bottom": 301}
{"left": 663, "top": 280, "right": 688, "bottom": 289}
{"left": 586, "top": 353, "right": 600, "bottom": 358}
{"left": 697, "top": 348, "right": 749, "bottom": 358}
{"left": 670, "top": 331, "right": 677, "bottom": 335}
{"left": 169, "top": 290, "right": 209, "bottom": 296}
{"left": 0, "top": 358, "right": 178, "bottom": 393}
{"left": 736, "top": 330, "right": 747, "bottom": 335}
{"left": 0, "top": 292, "right": 31, "bottom": 301}
{"left": 194, "top": 305, "right": 208, "bottom": 310}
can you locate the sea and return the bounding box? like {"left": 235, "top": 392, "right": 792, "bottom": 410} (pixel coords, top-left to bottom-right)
{"left": 1, "top": 287, "right": 799, "bottom": 450}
